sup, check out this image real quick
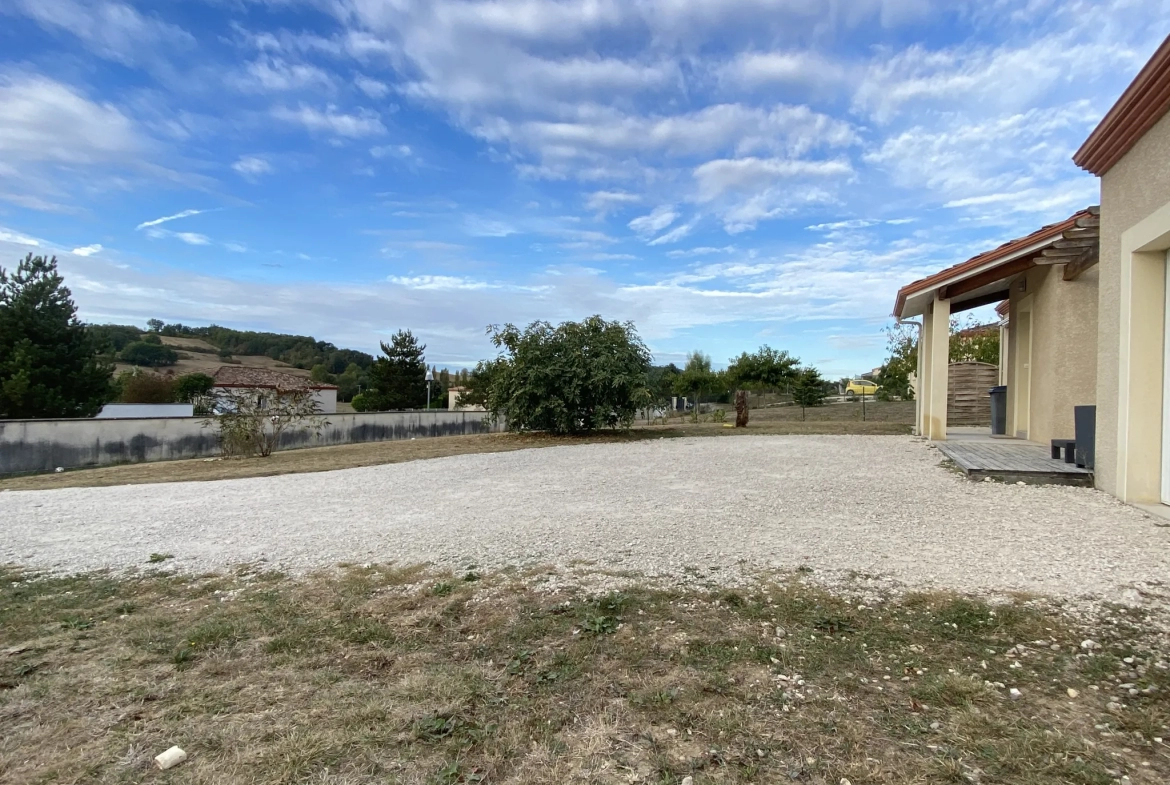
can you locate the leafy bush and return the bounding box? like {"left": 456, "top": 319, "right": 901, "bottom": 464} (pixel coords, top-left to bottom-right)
{"left": 480, "top": 315, "right": 651, "bottom": 434}
{"left": 140, "top": 333, "right": 162, "bottom": 345}
{"left": 116, "top": 371, "right": 176, "bottom": 403}
{"left": 350, "top": 392, "right": 374, "bottom": 412}
{"left": 119, "top": 341, "right": 178, "bottom": 367}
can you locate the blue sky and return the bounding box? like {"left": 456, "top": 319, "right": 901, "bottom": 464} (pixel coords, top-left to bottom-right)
{"left": 0, "top": 1, "right": 1166, "bottom": 374}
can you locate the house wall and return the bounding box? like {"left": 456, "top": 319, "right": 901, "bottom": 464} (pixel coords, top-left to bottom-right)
{"left": 1096, "top": 109, "right": 1170, "bottom": 502}
{"left": 1005, "top": 263, "right": 1099, "bottom": 445}
{"left": 0, "top": 411, "right": 502, "bottom": 476}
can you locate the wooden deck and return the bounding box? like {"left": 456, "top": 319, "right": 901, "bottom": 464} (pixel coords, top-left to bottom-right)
{"left": 937, "top": 439, "right": 1093, "bottom": 486}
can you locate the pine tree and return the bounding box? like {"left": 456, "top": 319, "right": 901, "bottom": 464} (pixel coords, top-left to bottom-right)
{"left": 364, "top": 330, "right": 427, "bottom": 410}
{"left": 0, "top": 254, "right": 112, "bottom": 418}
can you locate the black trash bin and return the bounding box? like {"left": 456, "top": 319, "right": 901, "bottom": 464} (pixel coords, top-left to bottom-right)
{"left": 989, "top": 386, "right": 1007, "bottom": 435}
{"left": 1074, "top": 405, "right": 1096, "bottom": 470}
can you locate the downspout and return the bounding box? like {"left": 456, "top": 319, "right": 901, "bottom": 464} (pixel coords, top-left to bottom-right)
{"left": 896, "top": 317, "right": 923, "bottom": 436}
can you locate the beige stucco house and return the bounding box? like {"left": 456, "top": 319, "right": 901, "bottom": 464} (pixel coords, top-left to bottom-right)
{"left": 892, "top": 208, "right": 1100, "bottom": 446}
{"left": 892, "top": 33, "right": 1170, "bottom": 507}
{"left": 1074, "top": 34, "right": 1170, "bottom": 505}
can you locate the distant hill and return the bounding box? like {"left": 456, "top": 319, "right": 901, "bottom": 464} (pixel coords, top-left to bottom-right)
{"left": 89, "top": 322, "right": 375, "bottom": 373}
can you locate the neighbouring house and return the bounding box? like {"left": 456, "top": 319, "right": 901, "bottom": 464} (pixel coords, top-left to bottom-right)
{"left": 210, "top": 366, "right": 338, "bottom": 414}
{"left": 447, "top": 385, "right": 485, "bottom": 412}
{"left": 96, "top": 403, "right": 194, "bottom": 419}
{"left": 892, "top": 33, "right": 1170, "bottom": 506}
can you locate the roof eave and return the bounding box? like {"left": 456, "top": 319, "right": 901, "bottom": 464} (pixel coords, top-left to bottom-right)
{"left": 1074, "top": 35, "right": 1170, "bottom": 176}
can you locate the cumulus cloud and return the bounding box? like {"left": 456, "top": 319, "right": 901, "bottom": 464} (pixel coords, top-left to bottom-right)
{"left": 71, "top": 243, "right": 102, "bottom": 256}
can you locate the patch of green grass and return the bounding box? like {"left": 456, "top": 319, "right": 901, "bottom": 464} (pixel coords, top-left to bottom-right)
{"left": 431, "top": 581, "right": 455, "bottom": 597}
{"left": 148, "top": 552, "right": 173, "bottom": 564}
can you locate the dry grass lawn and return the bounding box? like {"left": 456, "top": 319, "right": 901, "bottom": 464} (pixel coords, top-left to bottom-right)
{"left": 0, "top": 402, "right": 913, "bottom": 491}
{"left": 1, "top": 564, "right": 1166, "bottom": 784}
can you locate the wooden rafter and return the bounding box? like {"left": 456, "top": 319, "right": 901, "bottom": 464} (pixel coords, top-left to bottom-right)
{"left": 941, "top": 256, "right": 1035, "bottom": 300}
{"left": 1063, "top": 247, "right": 1100, "bottom": 281}
{"left": 951, "top": 289, "right": 1010, "bottom": 314}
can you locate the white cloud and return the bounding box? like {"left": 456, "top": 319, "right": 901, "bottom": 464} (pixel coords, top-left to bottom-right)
{"left": 585, "top": 190, "right": 641, "bottom": 215}
{"left": 0, "top": 228, "right": 40, "bottom": 246}
{"left": 272, "top": 104, "right": 387, "bottom": 138}
{"left": 387, "top": 275, "right": 495, "bottom": 290}
{"left": 0, "top": 72, "right": 145, "bottom": 167}
{"left": 135, "top": 208, "right": 207, "bottom": 230}
{"left": 6, "top": 0, "right": 193, "bottom": 66}
{"left": 718, "top": 51, "right": 846, "bottom": 89}
{"left": 628, "top": 205, "right": 678, "bottom": 237}
{"left": 231, "top": 155, "right": 273, "bottom": 178}
{"left": 693, "top": 157, "right": 853, "bottom": 201}
{"left": 807, "top": 219, "right": 881, "bottom": 231}
{"left": 355, "top": 75, "right": 391, "bottom": 98}
{"left": 370, "top": 144, "right": 415, "bottom": 160}
{"left": 224, "top": 242, "right": 248, "bottom": 253}
{"left": 666, "top": 246, "right": 735, "bottom": 258}
{"left": 463, "top": 216, "right": 517, "bottom": 237}
{"left": 175, "top": 232, "right": 211, "bottom": 245}
{"left": 241, "top": 56, "right": 333, "bottom": 92}
{"left": 71, "top": 243, "right": 102, "bottom": 256}
{"left": 648, "top": 219, "right": 697, "bottom": 246}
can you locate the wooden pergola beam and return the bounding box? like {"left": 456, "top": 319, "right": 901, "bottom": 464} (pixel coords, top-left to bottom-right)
{"left": 951, "top": 289, "right": 1010, "bottom": 314}
{"left": 940, "top": 255, "right": 1035, "bottom": 300}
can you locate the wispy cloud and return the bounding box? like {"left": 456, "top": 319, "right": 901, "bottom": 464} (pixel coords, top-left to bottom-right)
{"left": 231, "top": 155, "right": 272, "bottom": 178}
{"left": 135, "top": 208, "right": 208, "bottom": 230}
{"left": 0, "top": 228, "right": 40, "bottom": 246}
{"left": 71, "top": 243, "right": 102, "bottom": 256}
{"left": 272, "top": 104, "right": 386, "bottom": 137}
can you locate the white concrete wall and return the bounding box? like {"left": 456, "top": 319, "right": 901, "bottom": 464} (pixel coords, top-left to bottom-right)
{"left": 97, "top": 403, "right": 194, "bottom": 418}
{"left": 0, "top": 410, "right": 502, "bottom": 476}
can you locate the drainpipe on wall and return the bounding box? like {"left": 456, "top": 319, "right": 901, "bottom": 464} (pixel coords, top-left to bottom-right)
{"left": 896, "top": 317, "right": 923, "bottom": 436}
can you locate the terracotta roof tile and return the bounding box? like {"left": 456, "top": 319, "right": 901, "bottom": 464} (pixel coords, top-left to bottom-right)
{"left": 211, "top": 366, "right": 337, "bottom": 390}
{"left": 892, "top": 207, "right": 1095, "bottom": 317}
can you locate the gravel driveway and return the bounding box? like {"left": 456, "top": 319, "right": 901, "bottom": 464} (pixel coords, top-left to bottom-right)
{"left": 1, "top": 436, "right": 1166, "bottom": 600}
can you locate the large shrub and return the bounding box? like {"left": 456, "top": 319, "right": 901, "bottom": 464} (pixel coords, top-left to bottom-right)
{"left": 481, "top": 316, "right": 651, "bottom": 434}
{"left": 119, "top": 341, "right": 178, "bottom": 367}
{"left": 116, "top": 372, "right": 176, "bottom": 403}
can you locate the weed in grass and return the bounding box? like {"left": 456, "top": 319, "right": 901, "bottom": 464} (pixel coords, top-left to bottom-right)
{"left": 431, "top": 581, "right": 455, "bottom": 597}
{"left": 171, "top": 646, "right": 195, "bottom": 669}
{"left": 148, "top": 552, "right": 173, "bottom": 563}
{"left": 415, "top": 713, "right": 460, "bottom": 741}
{"left": 60, "top": 615, "right": 94, "bottom": 630}
{"left": 463, "top": 571, "right": 480, "bottom": 582}
{"left": 581, "top": 613, "right": 619, "bottom": 635}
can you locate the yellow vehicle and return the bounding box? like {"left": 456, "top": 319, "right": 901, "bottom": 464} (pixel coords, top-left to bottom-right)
{"left": 844, "top": 379, "right": 879, "bottom": 399}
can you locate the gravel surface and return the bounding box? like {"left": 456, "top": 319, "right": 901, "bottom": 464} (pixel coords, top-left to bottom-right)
{"left": 1, "top": 435, "right": 1166, "bottom": 600}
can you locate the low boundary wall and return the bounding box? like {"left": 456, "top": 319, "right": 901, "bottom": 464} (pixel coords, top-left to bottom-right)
{"left": 0, "top": 411, "right": 502, "bottom": 476}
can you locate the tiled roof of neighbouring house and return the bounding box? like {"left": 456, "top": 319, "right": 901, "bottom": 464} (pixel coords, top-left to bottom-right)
{"left": 211, "top": 366, "right": 337, "bottom": 390}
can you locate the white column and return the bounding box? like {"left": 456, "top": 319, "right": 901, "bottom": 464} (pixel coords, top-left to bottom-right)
{"left": 928, "top": 295, "right": 951, "bottom": 441}
{"left": 919, "top": 308, "right": 933, "bottom": 438}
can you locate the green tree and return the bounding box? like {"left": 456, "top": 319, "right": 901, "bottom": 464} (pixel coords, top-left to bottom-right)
{"left": 727, "top": 345, "right": 800, "bottom": 394}
{"left": 146, "top": 318, "right": 164, "bottom": 333}
{"left": 174, "top": 372, "right": 214, "bottom": 408}
{"left": 0, "top": 254, "right": 112, "bottom": 418}
{"left": 879, "top": 323, "right": 917, "bottom": 401}
{"left": 364, "top": 330, "right": 428, "bottom": 410}
{"left": 119, "top": 341, "right": 179, "bottom": 367}
{"left": 479, "top": 316, "right": 650, "bottom": 433}
{"left": 791, "top": 367, "right": 827, "bottom": 420}
{"left": 89, "top": 324, "right": 143, "bottom": 354}
{"left": 646, "top": 363, "right": 681, "bottom": 413}
{"left": 950, "top": 315, "right": 1000, "bottom": 364}
{"left": 674, "top": 351, "right": 716, "bottom": 420}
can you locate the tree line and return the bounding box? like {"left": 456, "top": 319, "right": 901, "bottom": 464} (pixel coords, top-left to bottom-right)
{"left": 1, "top": 254, "right": 832, "bottom": 426}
